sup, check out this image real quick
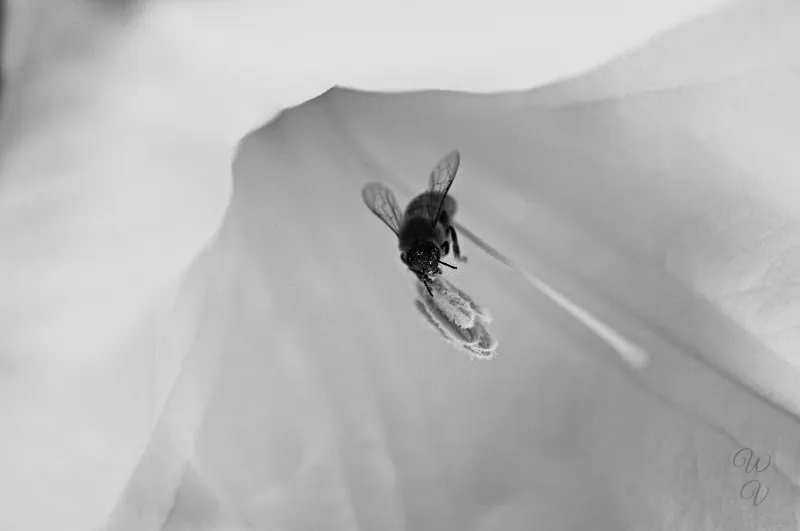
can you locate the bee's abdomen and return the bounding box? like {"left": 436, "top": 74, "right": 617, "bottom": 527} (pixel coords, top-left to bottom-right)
{"left": 404, "top": 192, "right": 457, "bottom": 221}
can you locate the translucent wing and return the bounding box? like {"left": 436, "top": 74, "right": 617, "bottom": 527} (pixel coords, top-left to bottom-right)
{"left": 362, "top": 182, "right": 404, "bottom": 236}
{"left": 427, "top": 150, "right": 461, "bottom": 222}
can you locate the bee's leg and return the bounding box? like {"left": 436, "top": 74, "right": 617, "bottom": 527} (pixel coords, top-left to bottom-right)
{"left": 448, "top": 226, "right": 467, "bottom": 262}
{"left": 420, "top": 275, "right": 434, "bottom": 297}
{"left": 440, "top": 240, "right": 450, "bottom": 256}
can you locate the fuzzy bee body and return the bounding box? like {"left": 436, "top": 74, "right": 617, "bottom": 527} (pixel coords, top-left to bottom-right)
{"left": 400, "top": 191, "right": 458, "bottom": 260}
{"left": 404, "top": 191, "right": 457, "bottom": 231}
{"left": 362, "top": 150, "right": 466, "bottom": 295}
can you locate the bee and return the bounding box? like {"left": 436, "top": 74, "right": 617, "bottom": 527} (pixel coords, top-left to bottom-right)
{"left": 362, "top": 150, "right": 467, "bottom": 296}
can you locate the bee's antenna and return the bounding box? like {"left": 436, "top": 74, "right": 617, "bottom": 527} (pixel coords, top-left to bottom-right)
{"left": 438, "top": 260, "right": 457, "bottom": 269}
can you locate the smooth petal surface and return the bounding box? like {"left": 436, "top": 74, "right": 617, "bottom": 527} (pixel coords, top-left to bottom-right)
{"left": 1, "top": 0, "right": 799, "bottom": 530}
{"left": 104, "top": 1, "right": 800, "bottom": 530}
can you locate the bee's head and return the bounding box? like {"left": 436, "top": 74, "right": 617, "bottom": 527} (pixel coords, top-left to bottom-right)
{"left": 402, "top": 242, "right": 441, "bottom": 276}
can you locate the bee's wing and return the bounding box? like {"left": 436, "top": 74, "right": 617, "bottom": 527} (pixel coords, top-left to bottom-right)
{"left": 427, "top": 150, "right": 461, "bottom": 222}
{"left": 362, "top": 182, "right": 404, "bottom": 236}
